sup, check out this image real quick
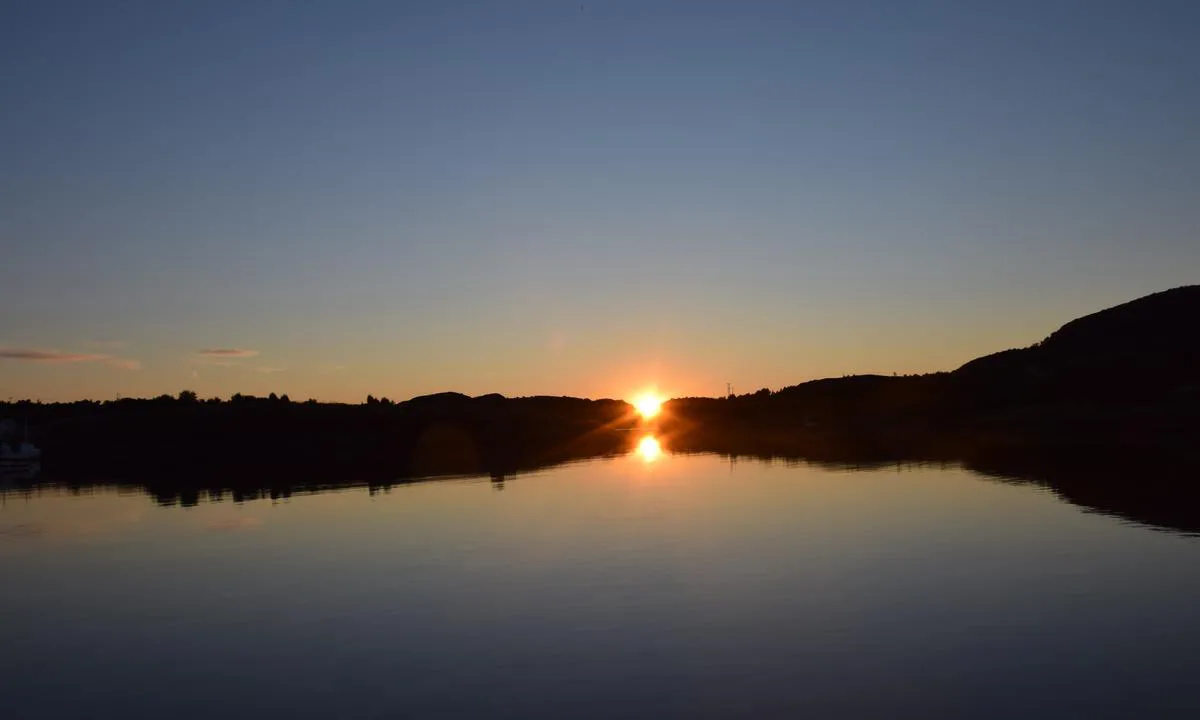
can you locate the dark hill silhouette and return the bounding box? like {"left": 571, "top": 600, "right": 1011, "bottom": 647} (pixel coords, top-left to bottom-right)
{"left": 661, "top": 285, "right": 1200, "bottom": 453}
{"left": 1042, "top": 284, "right": 1200, "bottom": 357}
{"left": 408, "top": 391, "right": 472, "bottom": 405}
{"left": 955, "top": 285, "right": 1200, "bottom": 406}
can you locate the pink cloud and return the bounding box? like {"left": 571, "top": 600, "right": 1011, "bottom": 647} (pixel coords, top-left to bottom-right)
{"left": 0, "top": 348, "right": 110, "bottom": 363}
{"left": 0, "top": 347, "right": 142, "bottom": 370}
{"left": 107, "top": 358, "right": 142, "bottom": 371}
{"left": 198, "top": 348, "right": 259, "bottom": 358}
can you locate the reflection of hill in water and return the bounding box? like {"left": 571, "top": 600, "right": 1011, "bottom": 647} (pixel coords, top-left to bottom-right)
{"left": 673, "top": 437, "right": 1200, "bottom": 537}
{"left": 10, "top": 431, "right": 1199, "bottom": 538}
{"left": 24, "top": 429, "right": 639, "bottom": 509}
{"left": 962, "top": 448, "right": 1200, "bottom": 536}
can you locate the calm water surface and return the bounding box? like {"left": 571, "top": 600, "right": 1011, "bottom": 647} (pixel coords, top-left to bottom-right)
{"left": 3, "top": 449, "right": 1200, "bottom": 718}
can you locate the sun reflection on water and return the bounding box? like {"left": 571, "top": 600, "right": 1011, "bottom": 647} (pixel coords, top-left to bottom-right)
{"left": 637, "top": 435, "right": 662, "bottom": 463}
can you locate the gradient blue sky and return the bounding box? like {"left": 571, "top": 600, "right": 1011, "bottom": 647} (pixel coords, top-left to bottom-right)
{"left": 2, "top": 0, "right": 1198, "bottom": 402}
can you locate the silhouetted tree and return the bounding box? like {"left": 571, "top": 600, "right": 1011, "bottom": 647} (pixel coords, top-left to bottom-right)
{"left": 178, "top": 389, "right": 199, "bottom": 404}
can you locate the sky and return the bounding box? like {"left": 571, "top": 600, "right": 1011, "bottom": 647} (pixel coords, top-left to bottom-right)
{"left": 2, "top": 0, "right": 1198, "bottom": 402}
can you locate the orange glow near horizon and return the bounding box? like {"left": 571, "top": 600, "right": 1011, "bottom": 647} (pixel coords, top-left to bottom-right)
{"left": 637, "top": 435, "right": 662, "bottom": 463}
{"left": 631, "top": 391, "right": 663, "bottom": 419}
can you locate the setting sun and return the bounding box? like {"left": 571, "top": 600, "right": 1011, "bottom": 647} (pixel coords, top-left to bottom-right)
{"left": 632, "top": 392, "right": 663, "bottom": 419}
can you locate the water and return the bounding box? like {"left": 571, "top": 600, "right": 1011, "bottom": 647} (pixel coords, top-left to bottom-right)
{"left": 3, "top": 447, "right": 1200, "bottom": 718}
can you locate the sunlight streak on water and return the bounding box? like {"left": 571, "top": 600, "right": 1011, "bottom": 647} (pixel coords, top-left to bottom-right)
{"left": 636, "top": 435, "right": 662, "bottom": 463}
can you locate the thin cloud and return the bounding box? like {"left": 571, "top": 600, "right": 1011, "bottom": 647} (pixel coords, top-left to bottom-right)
{"left": 256, "top": 366, "right": 287, "bottom": 374}
{"left": 0, "top": 347, "right": 142, "bottom": 370}
{"left": 319, "top": 364, "right": 346, "bottom": 375}
{"left": 84, "top": 340, "right": 127, "bottom": 350}
{"left": 193, "top": 359, "right": 241, "bottom": 368}
{"left": 107, "top": 358, "right": 142, "bottom": 371}
{"left": 0, "top": 348, "right": 110, "bottom": 363}
{"left": 197, "top": 348, "right": 259, "bottom": 358}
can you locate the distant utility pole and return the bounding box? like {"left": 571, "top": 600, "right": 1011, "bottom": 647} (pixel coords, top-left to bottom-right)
{"left": 726, "top": 382, "right": 733, "bottom": 399}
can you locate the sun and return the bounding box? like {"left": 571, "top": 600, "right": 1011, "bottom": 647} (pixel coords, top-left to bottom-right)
{"left": 631, "top": 392, "right": 663, "bottom": 419}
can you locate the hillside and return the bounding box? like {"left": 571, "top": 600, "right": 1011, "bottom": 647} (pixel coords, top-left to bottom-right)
{"left": 955, "top": 285, "right": 1200, "bottom": 405}
{"left": 663, "top": 285, "right": 1200, "bottom": 452}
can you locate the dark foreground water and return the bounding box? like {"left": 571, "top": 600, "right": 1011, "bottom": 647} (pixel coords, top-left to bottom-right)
{"left": 3, "top": 445, "right": 1200, "bottom": 719}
